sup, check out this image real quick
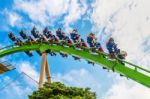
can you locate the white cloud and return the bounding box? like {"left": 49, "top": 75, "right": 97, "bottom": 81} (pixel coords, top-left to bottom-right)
{"left": 0, "top": 75, "right": 37, "bottom": 99}
{"left": 0, "top": 9, "right": 22, "bottom": 28}
{"left": 91, "top": 0, "right": 130, "bottom": 28}
{"left": 14, "top": 0, "right": 70, "bottom": 26}
{"left": 0, "top": 61, "right": 38, "bottom": 99}
{"left": 8, "top": 12, "right": 22, "bottom": 27}
{"left": 13, "top": 0, "right": 89, "bottom": 31}
{"left": 17, "top": 61, "right": 39, "bottom": 81}
{"left": 1, "top": 0, "right": 149, "bottom": 98}
{"left": 63, "top": 0, "right": 88, "bottom": 31}
{"left": 53, "top": 68, "right": 101, "bottom": 97}
{"left": 103, "top": 76, "right": 150, "bottom": 99}
{"left": 91, "top": 0, "right": 150, "bottom": 66}
{"left": 91, "top": 0, "right": 150, "bottom": 98}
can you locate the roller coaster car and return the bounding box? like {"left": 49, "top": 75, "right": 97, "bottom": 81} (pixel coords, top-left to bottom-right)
{"left": 48, "top": 35, "right": 59, "bottom": 43}
{"left": 44, "top": 31, "right": 53, "bottom": 39}
{"left": 76, "top": 37, "right": 88, "bottom": 48}
{"left": 88, "top": 43, "right": 99, "bottom": 52}
{"left": 39, "top": 35, "right": 47, "bottom": 42}
{"left": 98, "top": 47, "right": 104, "bottom": 52}
{"left": 8, "top": 32, "right": 17, "bottom": 41}
{"left": 67, "top": 39, "right": 72, "bottom": 44}
{"left": 57, "top": 34, "right": 64, "bottom": 40}
{"left": 87, "top": 37, "right": 95, "bottom": 48}
{"left": 15, "top": 38, "right": 23, "bottom": 45}
{"left": 19, "top": 30, "right": 28, "bottom": 39}
{"left": 70, "top": 33, "right": 79, "bottom": 43}
{"left": 81, "top": 39, "right": 88, "bottom": 47}
{"left": 53, "top": 36, "right": 59, "bottom": 42}
{"left": 15, "top": 38, "right": 23, "bottom": 46}
{"left": 108, "top": 48, "right": 116, "bottom": 59}
{"left": 95, "top": 42, "right": 104, "bottom": 52}
{"left": 27, "top": 36, "right": 35, "bottom": 42}
{"left": 31, "top": 27, "right": 40, "bottom": 38}
{"left": 63, "top": 36, "right": 72, "bottom": 44}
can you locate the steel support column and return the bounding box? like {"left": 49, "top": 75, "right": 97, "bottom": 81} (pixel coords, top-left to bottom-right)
{"left": 39, "top": 53, "right": 51, "bottom": 88}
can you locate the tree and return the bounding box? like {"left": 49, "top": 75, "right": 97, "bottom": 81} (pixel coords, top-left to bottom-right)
{"left": 29, "top": 82, "right": 96, "bottom": 99}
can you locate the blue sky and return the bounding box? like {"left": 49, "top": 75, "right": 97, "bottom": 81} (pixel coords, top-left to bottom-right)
{"left": 0, "top": 0, "right": 150, "bottom": 99}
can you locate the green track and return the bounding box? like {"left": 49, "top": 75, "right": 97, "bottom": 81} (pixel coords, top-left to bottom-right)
{"left": 0, "top": 42, "right": 150, "bottom": 88}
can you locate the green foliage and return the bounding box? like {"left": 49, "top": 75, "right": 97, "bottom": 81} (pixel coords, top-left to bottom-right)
{"left": 29, "top": 82, "right": 96, "bottom": 99}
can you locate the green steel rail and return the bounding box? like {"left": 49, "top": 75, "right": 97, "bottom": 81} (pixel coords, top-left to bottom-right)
{"left": 0, "top": 42, "right": 150, "bottom": 88}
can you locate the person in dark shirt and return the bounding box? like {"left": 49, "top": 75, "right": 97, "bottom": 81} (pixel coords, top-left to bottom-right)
{"left": 70, "top": 29, "right": 79, "bottom": 43}
{"left": 8, "top": 32, "right": 17, "bottom": 41}
{"left": 31, "top": 27, "right": 41, "bottom": 38}
{"left": 106, "top": 38, "right": 116, "bottom": 55}
{"left": 56, "top": 28, "right": 64, "bottom": 40}
{"left": 87, "top": 33, "right": 95, "bottom": 47}
{"left": 19, "top": 30, "right": 28, "bottom": 39}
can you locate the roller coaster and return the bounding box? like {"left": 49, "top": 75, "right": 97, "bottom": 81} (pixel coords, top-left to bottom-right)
{"left": 0, "top": 27, "right": 150, "bottom": 88}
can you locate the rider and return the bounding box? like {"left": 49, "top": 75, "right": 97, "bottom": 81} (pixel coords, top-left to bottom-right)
{"left": 45, "top": 30, "right": 58, "bottom": 42}
{"left": 8, "top": 33, "right": 23, "bottom": 45}
{"left": 93, "top": 37, "right": 104, "bottom": 52}
{"left": 62, "top": 32, "right": 72, "bottom": 44}
{"left": 70, "top": 29, "right": 79, "bottom": 43}
{"left": 56, "top": 28, "right": 64, "bottom": 40}
{"left": 76, "top": 35, "right": 82, "bottom": 46}
{"left": 76, "top": 35, "right": 88, "bottom": 47}
{"left": 95, "top": 42, "right": 104, "bottom": 52}
{"left": 19, "top": 30, "right": 28, "bottom": 39}
{"left": 8, "top": 32, "right": 16, "bottom": 41}
{"left": 31, "top": 27, "right": 40, "bottom": 38}
{"left": 43, "top": 28, "right": 54, "bottom": 41}
{"left": 43, "top": 27, "right": 50, "bottom": 38}
{"left": 106, "top": 37, "right": 117, "bottom": 55}
{"left": 106, "top": 38, "right": 127, "bottom": 63}
{"left": 87, "top": 33, "right": 104, "bottom": 52}
{"left": 117, "top": 50, "right": 127, "bottom": 65}
{"left": 46, "top": 31, "right": 53, "bottom": 39}
{"left": 70, "top": 29, "right": 81, "bottom": 60}
{"left": 43, "top": 27, "right": 49, "bottom": 35}
{"left": 56, "top": 29, "right": 68, "bottom": 57}
{"left": 87, "top": 33, "right": 95, "bottom": 47}
{"left": 15, "top": 38, "right": 22, "bottom": 45}
{"left": 27, "top": 36, "right": 35, "bottom": 42}
{"left": 81, "top": 38, "right": 88, "bottom": 47}
{"left": 70, "top": 29, "right": 88, "bottom": 47}
{"left": 16, "top": 37, "right": 33, "bottom": 57}
{"left": 39, "top": 34, "right": 47, "bottom": 42}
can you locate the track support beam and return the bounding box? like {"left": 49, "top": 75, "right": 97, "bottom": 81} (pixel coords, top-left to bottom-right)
{"left": 39, "top": 53, "right": 51, "bottom": 88}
